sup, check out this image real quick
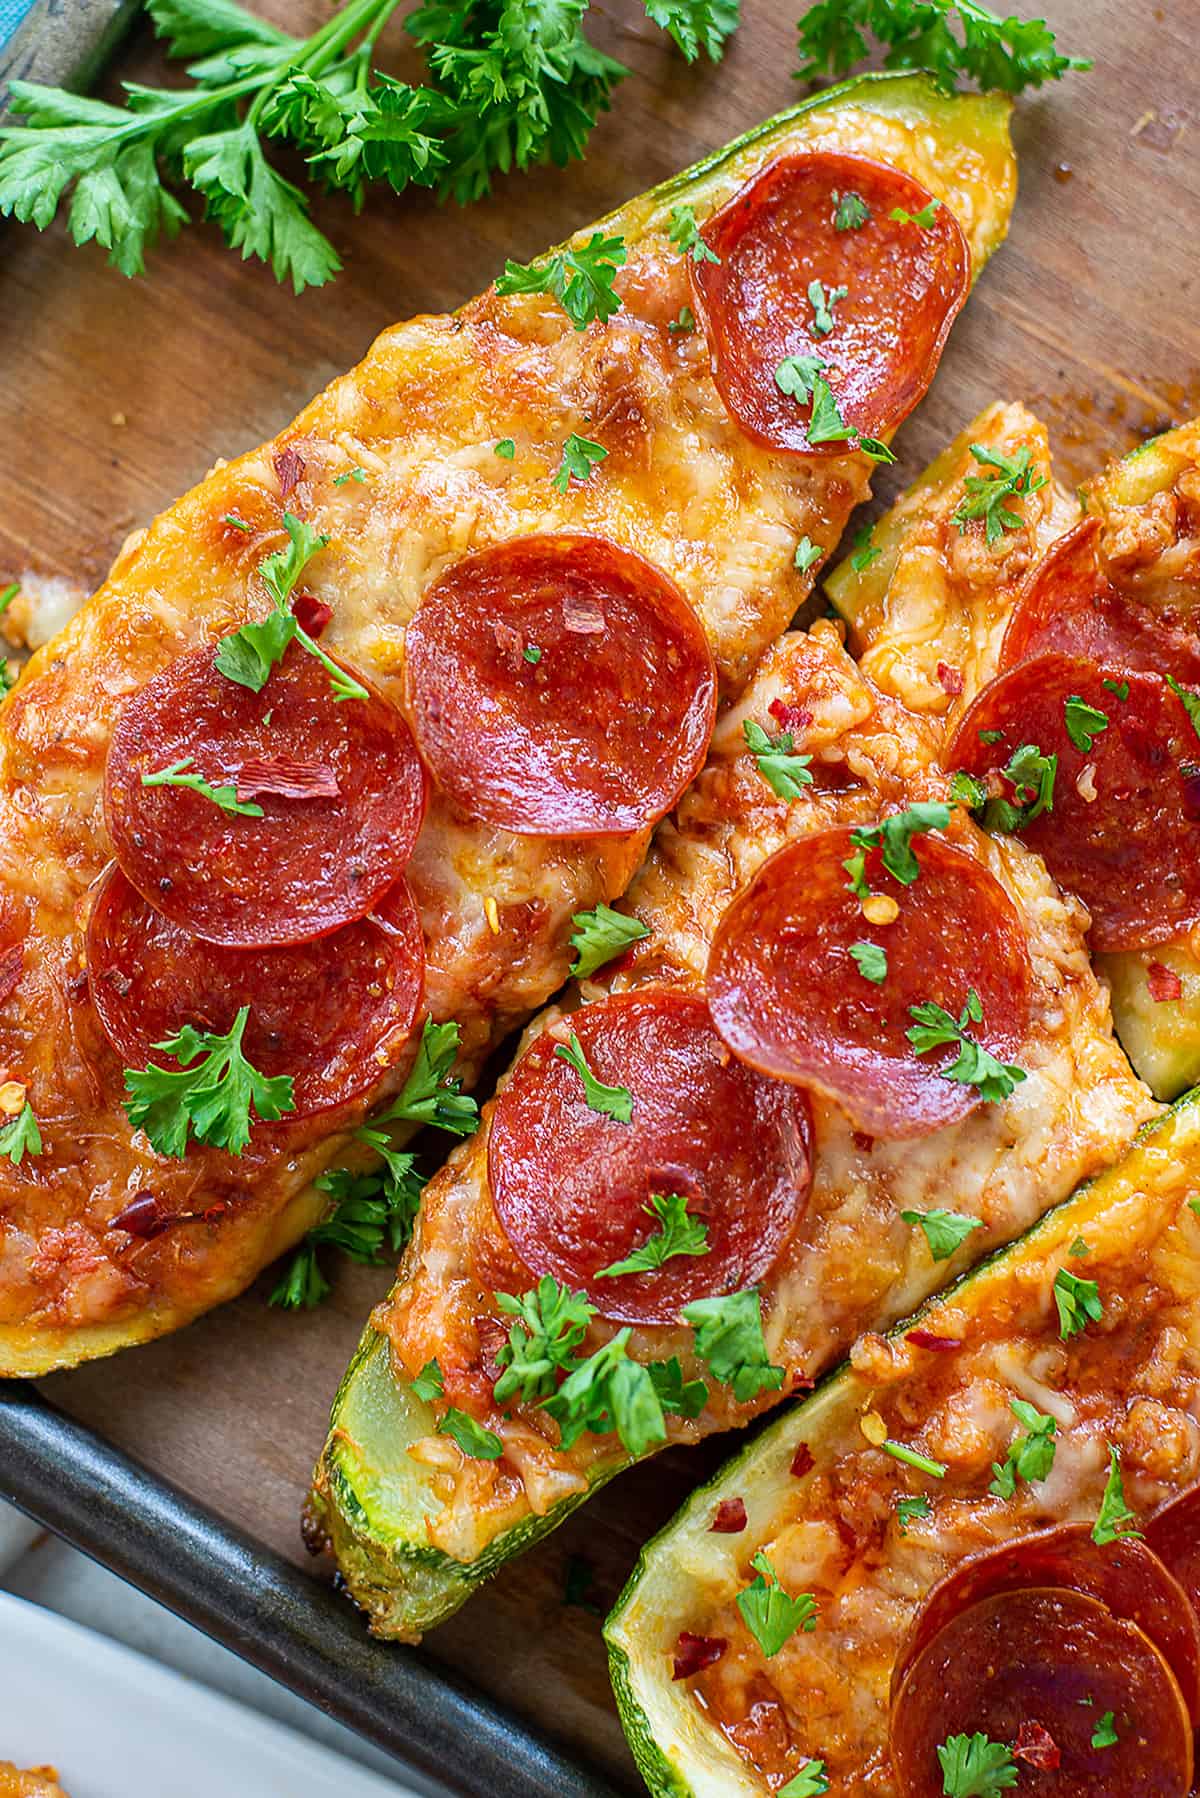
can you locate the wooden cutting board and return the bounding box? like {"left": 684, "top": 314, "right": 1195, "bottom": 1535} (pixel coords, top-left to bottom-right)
{"left": 3, "top": 0, "right": 1199, "bottom": 1787}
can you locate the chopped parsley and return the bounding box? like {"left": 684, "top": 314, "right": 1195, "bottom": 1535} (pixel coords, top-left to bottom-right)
{"left": 780, "top": 1762, "right": 829, "bottom": 1798}
{"left": 569, "top": 901, "right": 650, "bottom": 978}
{"left": 952, "top": 443, "right": 1047, "bottom": 545}
{"left": 1167, "top": 674, "right": 1200, "bottom": 743}
{"left": 554, "top": 433, "right": 608, "bottom": 492}
{"left": 496, "top": 232, "right": 627, "bottom": 329}
{"left": 597, "top": 1192, "right": 709, "bottom": 1278}
{"left": 890, "top": 198, "right": 941, "bottom": 227}
{"left": 494, "top": 438, "right": 516, "bottom": 459}
{"left": 736, "top": 1551, "right": 818, "bottom": 1658}
{"left": 833, "top": 189, "right": 870, "bottom": 230}
{"left": 901, "top": 1207, "right": 983, "bottom": 1261}
{"left": 1103, "top": 677, "right": 1130, "bottom": 702}
{"left": 1093, "top": 1444, "right": 1141, "bottom": 1545}
{"left": 649, "top": 1355, "right": 709, "bottom": 1419}
{"left": 906, "top": 990, "right": 1027, "bottom": 1103}
{"left": 411, "top": 1358, "right": 444, "bottom": 1404}
{"left": 269, "top": 1145, "right": 425, "bottom": 1308}
{"left": 1069, "top": 1236, "right": 1091, "bottom": 1257}
{"left": 333, "top": 465, "right": 366, "bottom": 486}
{"left": 794, "top": 536, "right": 822, "bottom": 573}
{"left": 850, "top": 524, "right": 881, "bottom": 571}
{"left": 1064, "top": 694, "right": 1108, "bottom": 753}
{"left": 554, "top": 1032, "right": 633, "bottom": 1122}
{"left": 666, "top": 203, "right": 719, "bottom": 264}
{"left": 989, "top": 1397, "right": 1057, "bottom": 1497}
{"left": 850, "top": 940, "right": 888, "bottom": 984}
{"left": 843, "top": 801, "right": 953, "bottom": 895}
{"left": 883, "top": 1440, "right": 947, "bottom": 1479}
{"left": 896, "top": 1493, "right": 932, "bottom": 1534}
{"left": 124, "top": 1007, "right": 293, "bottom": 1158}
{"left": 215, "top": 512, "right": 367, "bottom": 702}
{"left": 775, "top": 354, "right": 828, "bottom": 403}
{"left": 743, "top": 719, "right": 813, "bottom": 800}
{"left": 980, "top": 743, "right": 1057, "bottom": 833}
{"left": 542, "top": 1328, "right": 668, "bottom": 1457}
{"left": 438, "top": 1408, "right": 504, "bottom": 1460}
{"left": 493, "top": 1277, "right": 596, "bottom": 1405}
{"left": 935, "top": 1733, "right": 1018, "bottom": 1797}
{"left": 1054, "top": 1266, "right": 1103, "bottom": 1340}
{"left": 523, "top": 644, "right": 542, "bottom": 664}
{"left": 794, "top": 0, "right": 1090, "bottom": 96}
{"left": 222, "top": 513, "right": 252, "bottom": 533}
{"left": 370, "top": 1017, "right": 478, "bottom": 1137}
{"left": 0, "top": 1101, "right": 42, "bottom": 1166}
{"left": 807, "top": 374, "right": 854, "bottom": 445}
{"left": 949, "top": 770, "right": 988, "bottom": 810}
{"left": 682, "top": 1288, "right": 785, "bottom": 1404}
{"left": 1091, "top": 1711, "right": 1118, "bottom": 1750}
{"left": 807, "top": 277, "right": 847, "bottom": 337}
{"left": 668, "top": 304, "right": 695, "bottom": 334}
{"left": 141, "top": 755, "right": 264, "bottom": 819}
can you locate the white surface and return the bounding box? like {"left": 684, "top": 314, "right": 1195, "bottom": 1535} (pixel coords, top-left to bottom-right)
{"left": 0, "top": 1587, "right": 423, "bottom": 1797}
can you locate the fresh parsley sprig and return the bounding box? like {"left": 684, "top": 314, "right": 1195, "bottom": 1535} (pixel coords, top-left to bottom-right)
{"left": 124, "top": 1006, "right": 294, "bottom": 1157}
{"left": 907, "top": 990, "right": 1026, "bottom": 1102}
{"left": 142, "top": 755, "right": 263, "bottom": 818}
{"left": 1093, "top": 1444, "right": 1140, "bottom": 1545}
{"left": 953, "top": 441, "right": 1047, "bottom": 544}
{"left": 843, "top": 801, "right": 953, "bottom": 897}
{"left": 935, "top": 1732, "right": 1018, "bottom": 1797}
{"left": 554, "top": 434, "right": 608, "bottom": 492}
{"left": 494, "top": 1276, "right": 597, "bottom": 1404}
{"left": 989, "top": 1396, "right": 1056, "bottom": 1497}
{"left": 542, "top": 1329, "right": 669, "bottom": 1457}
{"left": 682, "top": 1288, "right": 785, "bottom": 1403}
{"left": 743, "top": 719, "right": 814, "bottom": 800}
{"left": 269, "top": 1142, "right": 424, "bottom": 1308}
{"left": 569, "top": 902, "right": 650, "bottom": 979}
{"left": 979, "top": 742, "right": 1057, "bottom": 833}
{"left": 795, "top": 0, "right": 1090, "bottom": 97}
{"left": 496, "top": 233, "right": 627, "bottom": 329}
{"left": 1054, "top": 1265, "right": 1102, "bottom": 1341}
{"left": 370, "top": 1016, "right": 478, "bottom": 1137}
{"left": 597, "top": 1192, "right": 709, "bottom": 1278}
{"left": 901, "top": 1206, "right": 982, "bottom": 1261}
{"left": 554, "top": 1032, "right": 633, "bottom": 1122}
{"left": 667, "top": 203, "right": 720, "bottom": 264}
{"left": 0, "top": 1101, "right": 42, "bottom": 1166}
{"left": 736, "top": 1551, "right": 818, "bottom": 1658}
{"left": 215, "top": 511, "right": 368, "bottom": 701}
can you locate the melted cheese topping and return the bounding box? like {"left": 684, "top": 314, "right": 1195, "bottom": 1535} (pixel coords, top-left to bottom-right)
{"left": 373, "top": 623, "right": 1154, "bottom": 1562}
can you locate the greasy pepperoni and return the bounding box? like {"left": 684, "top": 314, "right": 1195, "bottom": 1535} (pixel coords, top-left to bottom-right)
{"left": 946, "top": 654, "right": 1200, "bottom": 952}
{"left": 486, "top": 990, "right": 812, "bottom": 1324}
{"left": 404, "top": 536, "right": 716, "bottom": 838}
{"left": 891, "top": 1525, "right": 1200, "bottom": 1724}
{"left": 706, "top": 830, "right": 1032, "bottom": 1139}
{"left": 1000, "top": 518, "right": 1200, "bottom": 681}
{"left": 105, "top": 641, "right": 425, "bottom": 948}
{"left": 1147, "top": 1485, "right": 1200, "bottom": 1633}
{"left": 86, "top": 863, "right": 424, "bottom": 1119}
{"left": 889, "top": 1587, "right": 1194, "bottom": 1798}
{"left": 691, "top": 152, "right": 970, "bottom": 456}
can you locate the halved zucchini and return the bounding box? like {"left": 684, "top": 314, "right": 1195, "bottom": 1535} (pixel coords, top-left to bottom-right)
{"left": 309, "top": 72, "right": 1019, "bottom": 1644}
{"left": 605, "top": 1090, "right": 1200, "bottom": 1798}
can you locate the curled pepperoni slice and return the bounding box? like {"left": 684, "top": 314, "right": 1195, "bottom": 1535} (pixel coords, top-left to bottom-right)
{"left": 486, "top": 989, "right": 812, "bottom": 1324}
{"left": 86, "top": 863, "right": 424, "bottom": 1119}
{"left": 1000, "top": 518, "right": 1200, "bottom": 681}
{"left": 105, "top": 641, "right": 425, "bottom": 948}
{"left": 892, "top": 1525, "right": 1200, "bottom": 1724}
{"left": 404, "top": 536, "right": 716, "bottom": 838}
{"left": 946, "top": 654, "right": 1200, "bottom": 952}
{"left": 691, "top": 152, "right": 970, "bottom": 456}
{"left": 889, "top": 1587, "right": 1194, "bottom": 1798}
{"left": 1147, "top": 1486, "right": 1200, "bottom": 1634}
{"left": 706, "top": 829, "right": 1032, "bottom": 1139}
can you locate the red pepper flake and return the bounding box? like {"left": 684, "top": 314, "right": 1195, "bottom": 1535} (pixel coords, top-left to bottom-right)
{"left": 562, "top": 593, "right": 605, "bottom": 634}
{"left": 0, "top": 942, "right": 23, "bottom": 1006}
{"left": 768, "top": 698, "right": 813, "bottom": 735}
{"left": 672, "top": 1632, "right": 728, "bottom": 1680}
{"left": 291, "top": 591, "right": 333, "bottom": 638}
{"left": 109, "top": 1193, "right": 226, "bottom": 1239}
{"left": 274, "top": 446, "right": 306, "bottom": 498}
{"left": 906, "top": 1329, "right": 965, "bottom": 1353}
{"left": 790, "top": 1442, "right": 815, "bottom": 1479}
{"left": 235, "top": 756, "right": 340, "bottom": 804}
{"left": 710, "top": 1497, "right": 748, "bottom": 1534}
{"left": 473, "top": 1313, "right": 509, "bottom": 1384}
{"left": 852, "top": 1129, "right": 875, "bottom": 1154}
{"left": 1013, "top": 1720, "right": 1061, "bottom": 1770}
{"left": 491, "top": 620, "right": 527, "bottom": 671}
{"left": 936, "top": 660, "right": 965, "bottom": 696}
{"left": 1147, "top": 960, "right": 1183, "bottom": 1003}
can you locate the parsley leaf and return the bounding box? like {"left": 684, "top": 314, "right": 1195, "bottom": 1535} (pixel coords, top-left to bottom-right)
{"left": 890, "top": 198, "right": 941, "bottom": 227}
{"left": 775, "top": 354, "right": 827, "bottom": 403}
{"left": 1093, "top": 1444, "right": 1141, "bottom": 1545}
{"left": 935, "top": 1732, "right": 1018, "bottom": 1797}
{"left": 333, "top": 466, "right": 366, "bottom": 485}
{"left": 554, "top": 1032, "right": 633, "bottom": 1122}
{"left": 736, "top": 1551, "right": 818, "bottom": 1658}
{"left": 1064, "top": 694, "right": 1108, "bottom": 753}
{"left": 807, "top": 374, "right": 854, "bottom": 445}
{"left": 667, "top": 202, "right": 720, "bottom": 263}
{"left": 901, "top": 1207, "right": 983, "bottom": 1261}
{"left": 1054, "top": 1266, "right": 1103, "bottom": 1341}
{"left": 779, "top": 1763, "right": 829, "bottom": 1798}
{"left": 554, "top": 434, "right": 608, "bottom": 492}
{"left": 493, "top": 1276, "right": 596, "bottom": 1404}
{"left": 494, "top": 437, "right": 516, "bottom": 459}
{"left": 1091, "top": 1711, "right": 1118, "bottom": 1749}
{"left": 743, "top": 719, "right": 813, "bottom": 800}
{"left": 834, "top": 189, "right": 870, "bottom": 230}
{"left": 794, "top": 0, "right": 1090, "bottom": 97}
{"left": 682, "top": 1289, "right": 785, "bottom": 1404}
{"left": 952, "top": 442, "right": 1047, "bottom": 544}
{"left": 883, "top": 1440, "right": 947, "bottom": 1478}
{"left": 850, "top": 524, "right": 880, "bottom": 571}
{"left": 794, "top": 536, "right": 823, "bottom": 573}
{"left": 439, "top": 1408, "right": 504, "bottom": 1460}
{"left": 988, "top": 1396, "right": 1056, "bottom": 1497}
{"left": 850, "top": 940, "right": 888, "bottom": 984}
{"left": 981, "top": 743, "right": 1057, "bottom": 833}
{"left": 648, "top": 1355, "right": 709, "bottom": 1419}
{"left": 668, "top": 304, "right": 695, "bottom": 334}
{"left": 1104, "top": 677, "right": 1130, "bottom": 702}
{"left": 0, "top": 1102, "right": 42, "bottom": 1166}
{"left": 496, "top": 231, "right": 627, "bottom": 329}
{"left": 268, "top": 1148, "right": 425, "bottom": 1308}
{"left": 371, "top": 1017, "right": 478, "bottom": 1137}
{"left": 542, "top": 1328, "right": 667, "bottom": 1456}
{"left": 846, "top": 801, "right": 953, "bottom": 892}
{"left": 1167, "top": 674, "right": 1200, "bottom": 743}
{"left": 141, "top": 755, "right": 263, "bottom": 818}
{"left": 949, "top": 770, "right": 988, "bottom": 811}
{"left": 896, "top": 1493, "right": 931, "bottom": 1534}
{"left": 808, "top": 277, "right": 847, "bottom": 336}
{"left": 643, "top": 0, "right": 741, "bottom": 63}
{"left": 569, "top": 902, "right": 650, "bottom": 978}
{"left": 124, "top": 1006, "right": 294, "bottom": 1157}
{"left": 411, "top": 1358, "right": 444, "bottom": 1403}
{"left": 216, "top": 511, "right": 367, "bottom": 703}
{"left": 906, "top": 989, "right": 1027, "bottom": 1102}
{"left": 598, "top": 1193, "right": 709, "bottom": 1278}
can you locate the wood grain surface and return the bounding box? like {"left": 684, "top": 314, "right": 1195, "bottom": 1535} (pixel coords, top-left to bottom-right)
{"left": 2, "top": 1, "right": 1199, "bottom": 1789}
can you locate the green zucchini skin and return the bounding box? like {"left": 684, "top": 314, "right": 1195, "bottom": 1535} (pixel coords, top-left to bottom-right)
{"left": 309, "top": 70, "right": 1017, "bottom": 1645}
{"left": 603, "top": 1090, "right": 1200, "bottom": 1798}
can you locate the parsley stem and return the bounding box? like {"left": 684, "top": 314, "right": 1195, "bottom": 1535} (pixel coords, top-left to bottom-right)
{"left": 883, "top": 1440, "right": 947, "bottom": 1478}
{"left": 244, "top": 0, "right": 403, "bottom": 129}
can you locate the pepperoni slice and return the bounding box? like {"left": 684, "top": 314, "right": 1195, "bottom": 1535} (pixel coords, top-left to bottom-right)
{"left": 706, "top": 829, "right": 1032, "bottom": 1139}
{"left": 946, "top": 654, "right": 1200, "bottom": 952}
{"left": 486, "top": 989, "right": 812, "bottom": 1323}
{"left": 1146, "top": 1485, "right": 1200, "bottom": 1632}
{"left": 889, "top": 1587, "right": 1194, "bottom": 1798}
{"left": 691, "top": 152, "right": 970, "bottom": 456}
{"left": 891, "top": 1525, "right": 1200, "bottom": 1724}
{"left": 404, "top": 536, "right": 716, "bottom": 838}
{"left": 86, "top": 863, "right": 424, "bottom": 1119}
{"left": 1000, "top": 518, "right": 1200, "bottom": 681}
{"left": 105, "top": 641, "right": 425, "bottom": 948}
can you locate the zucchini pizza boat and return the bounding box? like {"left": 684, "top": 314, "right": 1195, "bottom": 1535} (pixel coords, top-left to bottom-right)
{"left": 308, "top": 611, "right": 1153, "bottom": 1641}
{"left": 606, "top": 1093, "right": 1200, "bottom": 1798}
{"left": 829, "top": 408, "right": 1200, "bottom": 1102}
{"left": 0, "top": 74, "right": 1013, "bottom": 1376}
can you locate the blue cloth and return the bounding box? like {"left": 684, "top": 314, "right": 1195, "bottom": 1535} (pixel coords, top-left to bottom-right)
{"left": 0, "top": 0, "right": 40, "bottom": 47}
